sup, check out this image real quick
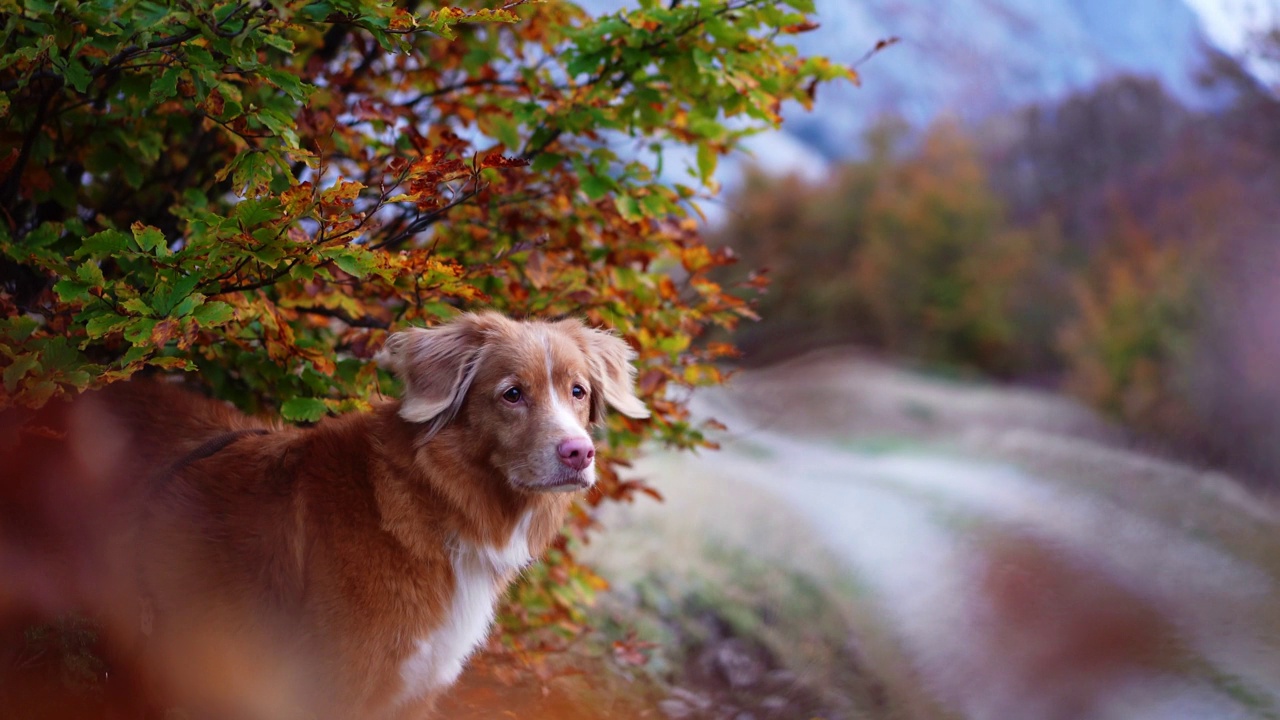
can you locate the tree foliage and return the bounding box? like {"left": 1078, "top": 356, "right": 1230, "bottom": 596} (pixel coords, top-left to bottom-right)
{"left": 1058, "top": 208, "right": 1203, "bottom": 440}
{"left": 715, "top": 120, "right": 1041, "bottom": 375}
{"left": 0, "top": 0, "right": 849, "bottom": 664}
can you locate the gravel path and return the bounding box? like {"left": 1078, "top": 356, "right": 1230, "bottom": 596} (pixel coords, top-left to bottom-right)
{"left": 596, "top": 350, "right": 1280, "bottom": 720}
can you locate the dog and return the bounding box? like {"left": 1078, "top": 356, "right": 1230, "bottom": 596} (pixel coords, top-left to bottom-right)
{"left": 0, "top": 312, "right": 649, "bottom": 719}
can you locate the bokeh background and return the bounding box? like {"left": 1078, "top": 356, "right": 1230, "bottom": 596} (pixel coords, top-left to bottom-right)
{"left": 562, "top": 2, "right": 1280, "bottom": 720}
{"left": 694, "top": 0, "right": 1280, "bottom": 484}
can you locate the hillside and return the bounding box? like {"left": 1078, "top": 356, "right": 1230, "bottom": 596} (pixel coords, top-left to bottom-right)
{"left": 784, "top": 0, "right": 1223, "bottom": 157}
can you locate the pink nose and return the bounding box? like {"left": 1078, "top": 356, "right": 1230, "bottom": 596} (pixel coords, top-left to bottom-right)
{"left": 557, "top": 437, "right": 595, "bottom": 471}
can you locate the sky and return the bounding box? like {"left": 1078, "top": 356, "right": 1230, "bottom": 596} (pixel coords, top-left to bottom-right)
{"left": 1185, "top": 0, "right": 1280, "bottom": 52}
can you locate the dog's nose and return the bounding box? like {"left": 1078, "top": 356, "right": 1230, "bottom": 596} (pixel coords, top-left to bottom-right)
{"left": 556, "top": 437, "right": 595, "bottom": 471}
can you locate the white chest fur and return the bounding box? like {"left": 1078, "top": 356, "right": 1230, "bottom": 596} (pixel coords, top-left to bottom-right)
{"left": 397, "top": 510, "right": 534, "bottom": 705}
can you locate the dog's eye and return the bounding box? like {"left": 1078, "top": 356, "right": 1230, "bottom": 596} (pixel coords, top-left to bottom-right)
{"left": 571, "top": 384, "right": 586, "bottom": 400}
{"left": 502, "top": 387, "right": 522, "bottom": 404}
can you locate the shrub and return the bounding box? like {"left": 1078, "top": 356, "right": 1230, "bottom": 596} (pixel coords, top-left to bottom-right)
{"left": 716, "top": 119, "right": 1044, "bottom": 375}
{"left": 851, "top": 121, "right": 1038, "bottom": 375}
{"left": 1058, "top": 206, "right": 1205, "bottom": 440}
{"left": 0, "top": 0, "right": 848, "bottom": 672}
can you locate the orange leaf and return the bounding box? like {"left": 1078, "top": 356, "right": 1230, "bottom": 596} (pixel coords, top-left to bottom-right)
{"left": 781, "top": 21, "right": 820, "bottom": 33}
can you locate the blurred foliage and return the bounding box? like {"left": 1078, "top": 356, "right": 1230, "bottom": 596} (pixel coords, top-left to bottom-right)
{"left": 717, "top": 80, "right": 1251, "bottom": 463}
{"left": 17, "top": 616, "right": 106, "bottom": 692}
{"left": 715, "top": 120, "right": 1046, "bottom": 376}
{"left": 1058, "top": 208, "right": 1203, "bottom": 439}
{"left": 985, "top": 71, "right": 1280, "bottom": 476}
{"left": 852, "top": 122, "right": 1038, "bottom": 375}
{"left": 0, "top": 0, "right": 849, "bottom": 681}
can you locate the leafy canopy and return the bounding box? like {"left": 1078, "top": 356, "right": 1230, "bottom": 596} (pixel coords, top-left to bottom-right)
{"left": 0, "top": 0, "right": 848, "bottom": 657}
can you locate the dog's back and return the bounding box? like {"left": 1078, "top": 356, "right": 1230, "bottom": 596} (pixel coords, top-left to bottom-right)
{"left": 92, "top": 379, "right": 272, "bottom": 473}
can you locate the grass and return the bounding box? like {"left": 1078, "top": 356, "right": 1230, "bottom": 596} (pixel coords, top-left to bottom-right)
{"left": 588, "top": 537, "right": 892, "bottom": 720}
{"left": 442, "top": 538, "right": 890, "bottom": 720}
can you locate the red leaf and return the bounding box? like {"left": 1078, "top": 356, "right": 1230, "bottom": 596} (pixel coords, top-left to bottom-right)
{"left": 480, "top": 153, "right": 530, "bottom": 170}
{"left": 782, "top": 21, "right": 820, "bottom": 33}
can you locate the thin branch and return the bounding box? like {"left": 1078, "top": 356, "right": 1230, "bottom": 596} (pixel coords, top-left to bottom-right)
{"left": 0, "top": 84, "right": 56, "bottom": 211}
{"left": 851, "top": 36, "right": 900, "bottom": 70}
{"left": 211, "top": 257, "right": 302, "bottom": 295}
{"left": 367, "top": 184, "right": 483, "bottom": 251}
{"left": 295, "top": 305, "right": 390, "bottom": 329}
{"left": 400, "top": 77, "right": 527, "bottom": 106}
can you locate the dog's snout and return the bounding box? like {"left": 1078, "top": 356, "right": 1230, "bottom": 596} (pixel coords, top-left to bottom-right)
{"left": 556, "top": 437, "right": 595, "bottom": 471}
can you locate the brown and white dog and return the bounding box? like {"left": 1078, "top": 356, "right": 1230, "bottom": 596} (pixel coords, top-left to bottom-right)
{"left": 0, "top": 312, "right": 648, "bottom": 719}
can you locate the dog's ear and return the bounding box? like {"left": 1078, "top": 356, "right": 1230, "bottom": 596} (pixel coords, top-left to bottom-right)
{"left": 377, "top": 314, "right": 492, "bottom": 429}
{"left": 577, "top": 325, "right": 649, "bottom": 424}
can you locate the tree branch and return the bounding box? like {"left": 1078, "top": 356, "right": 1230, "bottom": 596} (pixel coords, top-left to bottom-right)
{"left": 294, "top": 305, "right": 390, "bottom": 329}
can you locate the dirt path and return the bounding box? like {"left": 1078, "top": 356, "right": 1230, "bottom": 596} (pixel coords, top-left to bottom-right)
{"left": 589, "top": 350, "right": 1280, "bottom": 720}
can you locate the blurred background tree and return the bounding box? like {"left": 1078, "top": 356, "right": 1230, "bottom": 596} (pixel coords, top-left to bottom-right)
{"left": 714, "top": 60, "right": 1280, "bottom": 483}
{"left": 715, "top": 119, "right": 1044, "bottom": 377}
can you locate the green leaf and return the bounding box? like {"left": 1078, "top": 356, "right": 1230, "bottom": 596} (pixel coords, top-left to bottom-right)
{"left": 566, "top": 51, "right": 600, "bottom": 78}
{"left": 121, "top": 298, "right": 153, "bottom": 316}
{"left": 150, "top": 65, "right": 182, "bottom": 103}
{"left": 261, "top": 33, "right": 295, "bottom": 54}
{"left": 255, "top": 106, "right": 301, "bottom": 148}
{"left": 696, "top": 142, "right": 718, "bottom": 183}
{"left": 150, "top": 273, "right": 201, "bottom": 316}
{"left": 118, "top": 344, "right": 152, "bottom": 367}
{"left": 0, "top": 316, "right": 39, "bottom": 343}
{"left": 37, "top": 338, "right": 83, "bottom": 373}
{"left": 53, "top": 279, "right": 90, "bottom": 303}
{"left": 192, "top": 301, "right": 235, "bottom": 326}
{"left": 281, "top": 397, "right": 328, "bottom": 422}
{"left": 230, "top": 152, "right": 272, "bottom": 197}
{"left": 131, "top": 223, "right": 167, "bottom": 254}
{"left": 581, "top": 173, "right": 612, "bottom": 201}
{"left": 25, "top": 223, "right": 61, "bottom": 248}
{"left": 75, "top": 262, "right": 105, "bottom": 288}
{"left": 332, "top": 250, "right": 376, "bottom": 278}
{"left": 261, "top": 68, "right": 308, "bottom": 101}
{"left": 640, "top": 192, "right": 672, "bottom": 217}
{"left": 170, "top": 293, "right": 204, "bottom": 318}
{"left": 147, "top": 356, "right": 187, "bottom": 370}
{"left": 234, "top": 198, "right": 281, "bottom": 227}
{"left": 123, "top": 318, "right": 158, "bottom": 344}
{"left": 86, "top": 313, "right": 129, "bottom": 338}
{"left": 531, "top": 152, "right": 563, "bottom": 174}
{"left": 615, "top": 194, "right": 641, "bottom": 222}
{"left": 24, "top": 380, "right": 59, "bottom": 407}
{"left": 120, "top": 156, "right": 144, "bottom": 189}
{"left": 80, "top": 229, "right": 131, "bottom": 256}
{"left": 3, "top": 355, "right": 40, "bottom": 393}
{"left": 486, "top": 114, "right": 521, "bottom": 151}
{"left": 136, "top": 132, "right": 163, "bottom": 164}
{"left": 61, "top": 59, "right": 92, "bottom": 94}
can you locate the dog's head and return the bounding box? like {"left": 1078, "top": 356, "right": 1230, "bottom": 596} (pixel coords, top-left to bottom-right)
{"left": 377, "top": 312, "right": 649, "bottom": 492}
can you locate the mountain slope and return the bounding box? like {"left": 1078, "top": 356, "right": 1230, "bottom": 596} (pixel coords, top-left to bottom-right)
{"left": 783, "top": 0, "right": 1221, "bottom": 157}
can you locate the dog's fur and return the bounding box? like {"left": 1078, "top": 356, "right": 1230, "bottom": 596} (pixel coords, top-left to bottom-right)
{"left": 0, "top": 312, "right": 648, "bottom": 719}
